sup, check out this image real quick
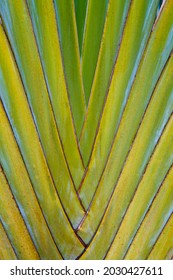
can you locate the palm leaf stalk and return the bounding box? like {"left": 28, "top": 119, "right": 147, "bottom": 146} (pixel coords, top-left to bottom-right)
{"left": 0, "top": 0, "right": 172, "bottom": 260}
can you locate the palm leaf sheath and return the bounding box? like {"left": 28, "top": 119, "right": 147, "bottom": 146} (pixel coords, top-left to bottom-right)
{"left": 0, "top": 0, "right": 172, "bottom": 259}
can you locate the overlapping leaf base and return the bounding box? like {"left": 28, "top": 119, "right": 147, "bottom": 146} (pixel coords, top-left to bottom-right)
{"left": 0, "top": 0, "right": 172, "bottom": 260}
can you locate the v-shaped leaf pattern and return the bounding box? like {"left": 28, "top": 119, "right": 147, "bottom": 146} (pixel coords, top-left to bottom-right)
{"left": 0, "top": 0, "right": 172, "bottom": 260}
